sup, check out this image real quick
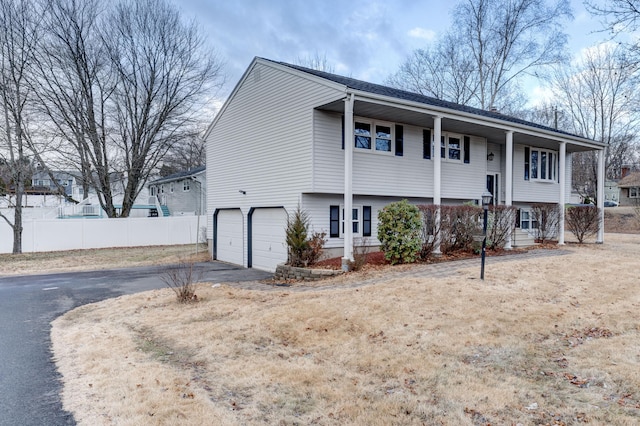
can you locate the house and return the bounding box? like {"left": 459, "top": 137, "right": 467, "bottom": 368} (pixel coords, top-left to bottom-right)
{"left": 204, "top": 57, "right": 606, "bottom": 272}
{"left": 616, "top": 172, "right": 640, "bottom": 206}
{"left": 148, "top": 166, "right": 206, "bottom": 216}
{"left": 31, "top": 170, "right": 78, "bottom": 198}
{"left": 604, "top": 180, "right": 620, "bottom": 204}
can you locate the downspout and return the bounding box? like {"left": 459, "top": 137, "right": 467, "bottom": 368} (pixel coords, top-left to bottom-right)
{"left": 342, "top": 93, "right": 355, "bottom": 270}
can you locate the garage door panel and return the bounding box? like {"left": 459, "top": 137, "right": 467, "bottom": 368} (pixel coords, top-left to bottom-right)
{"left": 217, "top": 210, "right": 243, "bottom": 266}
{"left": 251, "top": 208, "right": 287, "bottom": 272}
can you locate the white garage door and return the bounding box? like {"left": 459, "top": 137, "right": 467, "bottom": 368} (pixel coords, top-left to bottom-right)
{"left": 217, "top": 209, "right": 244, "bottom": 266}
{"left": 251, "top": 208, "right": 288, "bottom": 272}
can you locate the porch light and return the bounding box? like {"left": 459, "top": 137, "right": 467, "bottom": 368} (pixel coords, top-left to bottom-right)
{"left": 480, "top": 190, "right": 493, "bottom": 280}
{"left": 487, "top": 152, "right": 495, "bottom": 161}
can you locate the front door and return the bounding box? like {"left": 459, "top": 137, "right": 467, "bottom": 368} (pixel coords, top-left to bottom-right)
{"left": 486, "top": 173, "right": 500, "bottom": 205}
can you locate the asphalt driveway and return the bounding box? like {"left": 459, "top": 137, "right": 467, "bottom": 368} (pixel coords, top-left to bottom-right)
{"left": 0, "top": 262, "right": 271, "bottom": 426}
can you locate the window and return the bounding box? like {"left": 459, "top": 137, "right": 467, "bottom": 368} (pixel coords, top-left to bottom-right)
{"left": 183, "top": 180, "right": 190, "bottom": 192}
{"left": 354, "top": 121, "right": 371, "bottom": 149}
{"left": 526, "top": 147, "right": 557, "bottom": 182}
{"left": 630, "top": 187, "right": 639, "bottom": 198}
{"left": 170, "top": 183, "right": 174, "bottom": 193}
{"left": 151, "top": 186, "right": 156, "bottom": 196}
{"left": 354, "top": 119, "right": 395, "bottom": 153}
{"left": 437, "top": 132, "right": 466, "bottom": 162}
{"left": 160, "top": 185, "right": 165, "bottom": 194}
{"left": 520, "top": 210, "right": 538, "bottom": 230}
{"left": 329, "top": 205, "right": 372, "bottom": 238}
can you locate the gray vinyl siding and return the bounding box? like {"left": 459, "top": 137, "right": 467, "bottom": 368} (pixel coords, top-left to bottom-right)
{"left": 441, "top": 135, "right": 487, "bottom": 200}
{"left": 312, "top": 111, "right": 486, "bottom": 200}
{"left": 512, "top": 144, "right": 561, "bottom": 203}
{"left": 206, "top": 61, "right": 344, "bottom": 245}
{"left": 301, "top": 194, "right": 432, "bottom": 250}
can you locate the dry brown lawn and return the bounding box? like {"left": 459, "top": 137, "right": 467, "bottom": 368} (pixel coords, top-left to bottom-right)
{"left": 52, "top": 232, "right": 640, "bottom": 425}
{"left": 0, "top": 244, "right": 209, "bottom": 276}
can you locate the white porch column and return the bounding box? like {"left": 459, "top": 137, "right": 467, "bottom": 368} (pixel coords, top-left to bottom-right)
{"left": 342, "top": 93, "right": 355, "bottom": 269}
{"left": 558, "top": 142, "right": 566, "bottom": 245}
{"left": 505, "top": 130, "right": 513, "bottom": 249}
{"left": 433, "top": 115, "right": 442, "bottom": 255}
{"left": 596, "top": 147, "right": 605, "bottom": 244}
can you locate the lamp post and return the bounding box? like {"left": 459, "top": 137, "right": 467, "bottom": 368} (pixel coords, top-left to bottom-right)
{"left": 480, "top": 190, "right": 493, "bottom": 280}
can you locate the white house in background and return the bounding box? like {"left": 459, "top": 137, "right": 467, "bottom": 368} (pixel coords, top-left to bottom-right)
{"left": 147, "top": 166, "right": 206, "bottom": 216}
{"left": 204, "top": 57, "right": 606, "bottom": 272}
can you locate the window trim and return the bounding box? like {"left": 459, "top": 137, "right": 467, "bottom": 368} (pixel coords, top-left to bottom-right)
{"left": 329, "top": 204, "right": 372, "bottom": 238}
{"left": 353, "top": 118, "right": 395, "bottom": 155}
{"left": 526, "top": 146, "right": 558, "bottom": 182}
{"left": 183, "top": 180, "right": 191, "bottom": 192}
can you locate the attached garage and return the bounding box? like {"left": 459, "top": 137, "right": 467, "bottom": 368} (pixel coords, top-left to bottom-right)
{"left": 249, "top": 207, "right": 288, "bottom": 272}
{"left": 215, "top": 209, "right": 244, "bottom": 266}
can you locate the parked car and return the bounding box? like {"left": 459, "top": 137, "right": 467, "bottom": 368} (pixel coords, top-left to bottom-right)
{"left": 604, "top": 200, "right": 618, "bottom": 207}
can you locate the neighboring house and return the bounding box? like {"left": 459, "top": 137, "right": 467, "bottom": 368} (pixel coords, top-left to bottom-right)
{"left": 148, "top": 166, "right": 206, "bottom": 216}
{"left": 604, "top": 180, "right": 620, "bottom": 204}
{"left": 31, "top": 171, "right": 78, "bottom": 198}
{"left": 617, "top": 172, "right": 640, "bottom": 206}
{"left": 204, "top": 57, "right": 606, "bottom": 272}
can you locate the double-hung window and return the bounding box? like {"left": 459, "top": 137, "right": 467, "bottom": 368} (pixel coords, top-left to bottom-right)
{"left": 329, "top": 205, "right": 372, "bottom": 238}
{"left": 525, "top": 147, "right": 558, "bottom": 182}
{"left": 354, "top": 119, "right": 394, "bottom": 154}
{"left": 630, "top": 187, "right": 639, "bottom": 198}
{"left": 436, "top": 132, "right": 466, "bottom": 163}
{"left": 183, "top": 180, "right": 191, "bottom": 192}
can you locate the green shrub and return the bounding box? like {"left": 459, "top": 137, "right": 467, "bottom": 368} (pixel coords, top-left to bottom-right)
{"left": 377, "top": 200, "right": 421, "bottom": 265}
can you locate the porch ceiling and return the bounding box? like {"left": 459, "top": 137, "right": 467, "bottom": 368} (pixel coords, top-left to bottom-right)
{"left": 318, "top": 99, "right": 597, "bottom": 153}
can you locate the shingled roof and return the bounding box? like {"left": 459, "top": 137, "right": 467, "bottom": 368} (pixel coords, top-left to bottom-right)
{"left": 618, "top": 172, "right": 640, "bottom": 187}
{"left": 150, "top": 165, "right": 205, "bottom": 185}
{"left": 273, "top": 59, "right": 586, "bottom": 140}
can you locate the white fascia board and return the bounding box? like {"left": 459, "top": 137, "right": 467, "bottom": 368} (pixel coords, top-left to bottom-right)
{"left": 350, "top": 90, "right": 606, "bottom": 150}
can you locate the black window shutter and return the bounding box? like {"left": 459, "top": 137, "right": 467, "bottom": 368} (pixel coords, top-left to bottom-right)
{"left": 423, "top": 129, "right": 431, "bottom": 159}
{"left": 516, "top": 209, "right": 521, "bottom": 228}
{"left": 524, "top": 147, "right": 530, "bottom": 180}
{"left": 395, "top": 125, "right": 403, "bottom": 156}
{"left": 330, "top": 205, "right": 340, "bottom": 237}
{"left": 363, "top": 206, "right": 372, "bottom": 237}
{"left": 341, "top": 115, "right": 345, "bottom": 150}
{"left": 464, "top": 136, "right": 470, "bottom": 163}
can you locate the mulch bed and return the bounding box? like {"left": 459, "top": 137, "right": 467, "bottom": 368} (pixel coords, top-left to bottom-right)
{"left": 312, "top": 246, "right": 533, "bottom": 271}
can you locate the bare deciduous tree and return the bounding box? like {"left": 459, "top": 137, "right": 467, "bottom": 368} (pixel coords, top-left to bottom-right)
{"left": 35, "top": 0, "right": 223, "bottom": 217}
{"left": 551, "top": 43, "right": 640, "bottom": 198}
{"left": 388, "top": 0, "right": 572, "bottom": 113}
{"left": 0, "top": 0, "right": 42, "bottom": 253}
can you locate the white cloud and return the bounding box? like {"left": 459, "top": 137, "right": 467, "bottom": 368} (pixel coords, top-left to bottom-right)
{"left": 408, "top": 27, "right": 436, "bottom": 41}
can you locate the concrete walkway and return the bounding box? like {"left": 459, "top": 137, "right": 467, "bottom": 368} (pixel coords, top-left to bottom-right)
{"left": 226, "top": 248, "right": 572, "bottom": 293}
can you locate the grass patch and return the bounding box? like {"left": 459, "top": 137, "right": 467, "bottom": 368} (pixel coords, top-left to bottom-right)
{"left": 52, "top": 233, "right": 640, "bottom": 424}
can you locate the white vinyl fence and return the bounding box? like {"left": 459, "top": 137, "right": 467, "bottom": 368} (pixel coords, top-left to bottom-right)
{"left": 0, "top": 215, "right": 206, "bottom": 254}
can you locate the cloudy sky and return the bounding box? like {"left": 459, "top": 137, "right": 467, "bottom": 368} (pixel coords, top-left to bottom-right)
{"left": 173, "top": 0, "right": 609, "bottom": 105}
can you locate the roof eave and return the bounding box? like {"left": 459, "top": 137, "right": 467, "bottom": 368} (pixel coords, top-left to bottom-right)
{"left": 348, "top": 88, "right": 605, "bottom": 149}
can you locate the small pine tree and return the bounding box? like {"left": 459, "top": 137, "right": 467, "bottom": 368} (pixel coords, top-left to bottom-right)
{"left": 285, "top": 207, "right": 310, "bottom": 267}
